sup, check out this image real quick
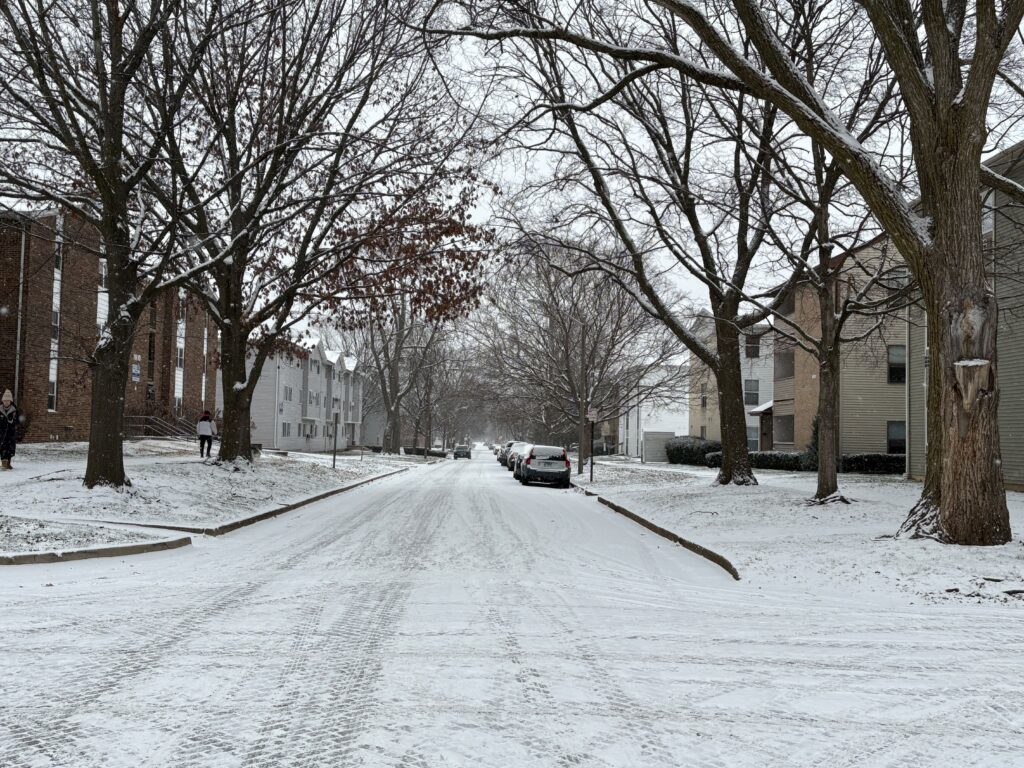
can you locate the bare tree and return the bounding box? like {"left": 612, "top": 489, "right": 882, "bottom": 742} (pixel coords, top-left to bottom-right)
{"left": 0, "top": 0, "right": 221, "bottom": 487}
{"left": 428, "top": 0, "right": 1024, "bottom": 545}
{"left": 480, "top": 243, "right": 680, "bottom": 474}
{"left": 152, "top": 0, "right": 487, "bottom": 462}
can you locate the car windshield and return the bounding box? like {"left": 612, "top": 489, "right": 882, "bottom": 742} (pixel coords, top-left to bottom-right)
{"left": 531, "top": 445, "right": 565, "bottom": 460}
{"left": 455, "top": 445, "right": 468, "bottom": 450}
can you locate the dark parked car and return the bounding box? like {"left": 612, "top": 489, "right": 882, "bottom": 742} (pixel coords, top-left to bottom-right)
{"left": 517, "top": 445, "right": 571, "bottom": 487}
{"left": 497, "top": 440, "right": 515, "bottom": 465}
{"left": 453, "top": 444, "right": 471, "bottom": 459}
{"left": 506, "top": 441, "right": 529, "bottom": 472}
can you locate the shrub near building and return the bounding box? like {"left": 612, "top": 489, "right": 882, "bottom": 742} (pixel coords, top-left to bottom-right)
{"left": 665, "top": 436, "right": 722, "bottom": 466}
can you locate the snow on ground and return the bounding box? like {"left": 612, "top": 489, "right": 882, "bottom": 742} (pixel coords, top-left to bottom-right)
{"left": 0, "top": 514, "right": 158, "bottom": 554}
{"left": 1, "top": 441, "right": 410, "bottom": 552}
{"left": 1, "top": 454, "right": 1022, "bottom": 767}
{"left": 576, "top": 459, "right": 1024, "bottom": 606}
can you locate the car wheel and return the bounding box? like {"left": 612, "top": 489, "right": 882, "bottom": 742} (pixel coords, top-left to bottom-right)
{"left": 520, "top": 476, "right": 529, "bottom": 485}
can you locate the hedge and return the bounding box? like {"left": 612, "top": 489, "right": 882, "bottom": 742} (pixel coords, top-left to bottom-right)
{"left": 840, "top": 453, "right": 906, "bottom": 475}
{"left": 704, "top": 450, "right": 905, "bottom": 475}
{"left": 666, "top": 436, "right": 722, "bottom": 465}
{"left": 704, "top": 450, "right": 804, "bottom": 471}
{"left": 401, "top": 446, "right": 448, "bottom": 458}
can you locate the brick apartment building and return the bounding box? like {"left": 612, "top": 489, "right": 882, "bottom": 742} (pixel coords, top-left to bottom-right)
{"left": 0, "top": 208, "right": 217, "bottom": 442}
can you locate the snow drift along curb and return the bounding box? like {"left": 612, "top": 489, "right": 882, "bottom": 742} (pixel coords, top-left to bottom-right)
{"left": 94, "top": 466, "right": 413, "bottom": 536}
{"left": 0, "top": 534, "right": 192, "bottom": 566}
{"left": 573, "top": 483, "right": 741, "bottom": 581}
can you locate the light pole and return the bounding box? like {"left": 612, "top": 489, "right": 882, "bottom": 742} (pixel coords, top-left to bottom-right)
{"left": 332, "top": 411, "right": 339, "bottom": 469}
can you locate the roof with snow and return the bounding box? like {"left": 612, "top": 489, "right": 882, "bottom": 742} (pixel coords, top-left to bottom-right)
{"left": 749, "top": 400, "right": 773, "bottom": 415}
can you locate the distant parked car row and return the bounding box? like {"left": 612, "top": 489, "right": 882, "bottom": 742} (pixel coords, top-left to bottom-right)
{"left": 495, "top": 439, "right": 571, "bottom": 488}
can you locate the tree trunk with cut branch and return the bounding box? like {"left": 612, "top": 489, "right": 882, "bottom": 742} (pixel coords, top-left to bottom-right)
{"left": 713, "top": 322, "right": 756, "bottom": 486}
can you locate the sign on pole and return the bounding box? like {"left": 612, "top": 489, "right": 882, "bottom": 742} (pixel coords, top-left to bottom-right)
{"left": 586, "top": 409, "right": 598, "bottom": 422}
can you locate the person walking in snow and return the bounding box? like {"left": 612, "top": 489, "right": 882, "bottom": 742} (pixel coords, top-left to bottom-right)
{"left": 0, "top": 389, "right": 19, "bottom": 470}
{"left": 197, "top": 410, "right": 217, "bottom": 458}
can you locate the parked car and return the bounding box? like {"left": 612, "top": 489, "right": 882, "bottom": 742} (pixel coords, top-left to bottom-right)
{"left": 506, "top": 441, "right": 529, "bottom": 472}
{"left": 511, "top": 443, "right": 533, "bottom": 480}
{"left": 453, "top": 444, "right": 471, "bottom": 459}
{"left": 517, "top": 444, "right": 571, "bottom": 487}
{"left": 497, "top": 440, "right": 515, "bottom": 465}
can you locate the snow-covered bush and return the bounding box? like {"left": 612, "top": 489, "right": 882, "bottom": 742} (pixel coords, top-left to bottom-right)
{"left": 705, "top": 451, "right": 804, "bottom": 471}
{"left": 704, "top": 450, "right": 905, "bottom": 475}
{"left": 665, "top": 437, "right": 721, "bottom": 465}
{"left": 841, "top": 453, "right": 905, "bottom": 475}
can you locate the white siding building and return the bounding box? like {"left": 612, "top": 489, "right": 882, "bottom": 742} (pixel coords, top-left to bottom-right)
{"left": 221, "top": 339, "right": 364, "bottom": 452}
{"left": 617, "top": 364, "right": 690, "bottom": 461}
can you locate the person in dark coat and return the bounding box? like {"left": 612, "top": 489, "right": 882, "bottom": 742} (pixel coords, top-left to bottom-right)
{"left": 0, "top": 389, "right": 19, "bottom": 470}
{"left": 196, "top": 410, "right": 217, "bottom": 458}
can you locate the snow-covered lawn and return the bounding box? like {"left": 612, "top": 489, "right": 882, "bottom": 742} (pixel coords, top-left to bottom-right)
{"left": 1, "top": 441, "right": 411, "bottom": 554}
{"left": 576, "top": 460, "right": 1024, "bottom": 606}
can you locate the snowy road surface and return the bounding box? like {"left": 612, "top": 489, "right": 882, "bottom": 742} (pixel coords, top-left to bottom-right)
{"left": 1, "top": 453, "right": 1022, "bottom": 767}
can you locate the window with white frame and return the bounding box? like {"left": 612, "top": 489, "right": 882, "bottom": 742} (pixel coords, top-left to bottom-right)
{"left": 744, "top": 379, "right": 760, "bottom": 406}
{"left": 96, "top": 257, "right": 109, "bottom": 332}
{"left": 174, "top": 290, "right": 186, "bottom": 407}
{"left": 48, "top": 221, "right": 63, "bottom": 411}
{"left": 282, "top": 422, "right": 291, "bottom": 437}
{"left": 747, "top": 425, "right": 759, "bottom": 452}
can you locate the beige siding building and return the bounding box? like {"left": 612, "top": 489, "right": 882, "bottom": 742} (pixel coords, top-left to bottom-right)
{"left": 765, "top": 238, "right": 907, "bottom": 455}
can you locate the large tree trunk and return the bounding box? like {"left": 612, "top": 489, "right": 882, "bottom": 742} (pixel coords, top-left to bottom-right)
{"left": 813, "top": 344, "right": 841, "bottom": 500}
{"left": 382, "top": 408, "right": 396, "bottom": 453}
{"left": 576, "top": 415, "right": 589, "bottom": 475}
{"left": 935, "top": 282, "right": 1009, "bottom": 544}
{"left": 84, "top": 332, "right": 133, "bottom": 488}
{"left": 217, "top": 322, "right": 256, "bottom": 462}
{"left": 713, "top": 321, "right": 756, "bottom": 486}
{"left": 915, "top": 147, "right": 1010, "bottom": 545}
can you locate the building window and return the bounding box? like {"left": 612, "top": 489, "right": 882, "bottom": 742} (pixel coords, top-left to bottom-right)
{"left": 888, "top": 345, "right": 906, "bottom": 384}
{"left": 51, "top": 310, "right": 60, "bottom": 341}
{"left": 774, "top": 415, "right": 795, "bottom": 444}
{"left": 282, "top": 422, "right": 291, "bottom": 437}
{"left": 147, "top": 332, "right": 156, "bottom": 380}
{"left": 885, "top": 265, "right": 910, "bottom": 296}
{"left": 174, "top": 396, "right": 182, "bottom": 414}
{"left": 775, "top": 344, "right": 795, "bottom": 379}
{"left": 747, "top": 425, "right": 759, "bottom": 452}
{"left": 745, "top": 335, "right": 761, "bottom": 358}
{"left": 700, "top": 426, "right": 707, "bottom": 440}
{"left": 700, "top": 383, "right": 707, "bottom": 409}
{"left": 744, "top": 379, "right": 760, "bottom": 406}
{"left": 887, "top": 421, "right": 906, "bottom": 454}
{"left": 47, "top": 380, "right": 57, "bottom": 411}
{"left": 175, "top": 290, "right": 186, "bottom": 405}
{"left": 777, "top": 290, "right": 795, "bottom": 317}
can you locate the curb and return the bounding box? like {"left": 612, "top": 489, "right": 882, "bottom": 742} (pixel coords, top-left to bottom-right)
{"left": 573, "top": 482, "right": 741, "bottom": 581}
{"left": 0, "top": 534, "right": 192, "bottom": 566}
{"left": 92, "top": 466, "right": 413, "bottom": 537}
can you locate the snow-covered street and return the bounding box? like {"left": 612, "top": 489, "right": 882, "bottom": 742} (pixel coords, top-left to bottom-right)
{"left": 2, "top": 451, "right": 1023, "bottom": 767}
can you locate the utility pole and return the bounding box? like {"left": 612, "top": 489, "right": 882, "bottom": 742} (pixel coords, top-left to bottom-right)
{"left": 587, "top": 407, "right": 597, "bottom": 483}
